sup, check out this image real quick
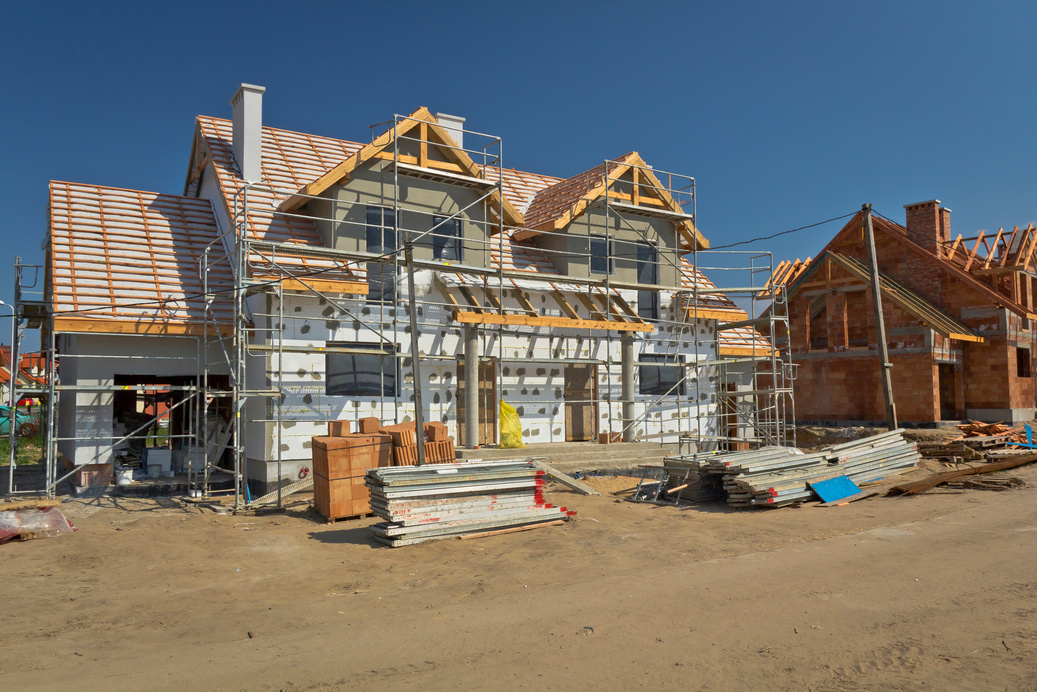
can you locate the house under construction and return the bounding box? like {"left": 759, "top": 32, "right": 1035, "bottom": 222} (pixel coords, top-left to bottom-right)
{"left": 7, "top": 84, "right": 794, "bottom": 503}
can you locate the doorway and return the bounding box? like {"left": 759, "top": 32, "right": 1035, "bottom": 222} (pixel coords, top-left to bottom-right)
{"left": 564, "top": 364, "right": 597, "bottom": 441}
{"left": 456, "top": 360, "right": 496, "bottom": 447}
{"left": 937, "top": 364, "right": 958, "bottom": 421}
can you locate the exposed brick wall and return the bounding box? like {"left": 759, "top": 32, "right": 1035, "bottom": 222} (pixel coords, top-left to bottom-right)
{"left": 788, "top": 201, "right": 1037, "bottom": 422}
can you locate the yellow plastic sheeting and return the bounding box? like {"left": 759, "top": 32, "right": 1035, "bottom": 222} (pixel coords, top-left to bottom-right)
{"left": 498, "top": 400, "right": 525, "bottom": 449}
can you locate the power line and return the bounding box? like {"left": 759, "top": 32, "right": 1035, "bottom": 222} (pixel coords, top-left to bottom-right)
{"left": 706, "top": 211, "right": 857, "bottom": 250}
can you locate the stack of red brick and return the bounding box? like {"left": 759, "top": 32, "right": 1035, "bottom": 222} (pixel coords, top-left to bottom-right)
{"left": 312, "top": 417, "right": 455, "bottom": 520}
{"left": 377, "top": 421, "right": 455, "bottom": 466}
{"left": 311, "top": 432, "right": 392, "bottom": 520}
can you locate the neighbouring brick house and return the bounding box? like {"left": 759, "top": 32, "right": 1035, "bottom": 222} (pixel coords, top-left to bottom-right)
{"left": 771, "top": 200, "right": 1037, "bottom": 424}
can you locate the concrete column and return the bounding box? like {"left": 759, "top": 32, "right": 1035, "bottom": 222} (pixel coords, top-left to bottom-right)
{"left": 464, "top": 326, "right": 480, "bottom": 449}
{"left": 621, "top": 333, "right": 635, "bottom": 442}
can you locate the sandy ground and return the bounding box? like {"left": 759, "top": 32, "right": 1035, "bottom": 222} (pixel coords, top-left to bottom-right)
{"left": 2, "top": 463, "right": 1036, "bottom": 691}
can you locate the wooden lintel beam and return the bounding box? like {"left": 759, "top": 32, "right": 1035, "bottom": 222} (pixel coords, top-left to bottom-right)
{"left": 453, "top": 311, "right": 654, "bottom": 333}
{"left": 53, "top": 317, "right": 231, "bottom": 337}
{"left": 276, "top": 278, "right": 369, "bottom": 295}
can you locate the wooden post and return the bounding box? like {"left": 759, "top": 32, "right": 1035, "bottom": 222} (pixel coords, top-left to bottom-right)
{"left": 863, "top": 204, "right": 898, "bottom": 429}
{"left": 405, "top": 244, "right": 426, "bottom": 465}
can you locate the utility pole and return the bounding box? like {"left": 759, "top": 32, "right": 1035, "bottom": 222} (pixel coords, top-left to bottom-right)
{"left": 863, "top": 204, "right": 898, "bottom": 430}
{"left": 405, "top": 243, "right": 426, "bottom": 465}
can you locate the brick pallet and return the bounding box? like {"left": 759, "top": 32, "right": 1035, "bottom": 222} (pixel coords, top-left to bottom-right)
{"left": 312, "top": 435, "right": 392, "bottom": 520}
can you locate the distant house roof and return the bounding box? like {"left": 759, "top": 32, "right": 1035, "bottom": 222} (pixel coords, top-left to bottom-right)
{"left": 48, "top": 181, "right": 235, "bottom": 333}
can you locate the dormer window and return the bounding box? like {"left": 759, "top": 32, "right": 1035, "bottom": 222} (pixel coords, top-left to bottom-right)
{"left": 432, "top": 215, "right": 462, "bottom": 262}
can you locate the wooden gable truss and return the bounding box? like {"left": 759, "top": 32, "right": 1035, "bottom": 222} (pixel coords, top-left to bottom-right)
{"left": 277, "top": 107, "right": 525, "bottom": 228}
{"left": 513, "top": 152, "right": 707, "bottom": 250}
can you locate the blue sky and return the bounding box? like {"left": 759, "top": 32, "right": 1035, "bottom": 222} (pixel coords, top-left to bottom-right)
{"left": 1, "top": 1, "right": 1036, "bottom": 343}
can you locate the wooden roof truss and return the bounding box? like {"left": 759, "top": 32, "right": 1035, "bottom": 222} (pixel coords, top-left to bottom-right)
{"left": 943, "top": 224, "right": 1037, "bottom": 276}
{"left": 789, "top": 252, "right": 983, "bottom": 343}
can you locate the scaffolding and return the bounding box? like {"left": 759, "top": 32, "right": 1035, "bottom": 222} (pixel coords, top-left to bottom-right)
{"left": 7, "top": 114, "right": 796, "bottom": 503}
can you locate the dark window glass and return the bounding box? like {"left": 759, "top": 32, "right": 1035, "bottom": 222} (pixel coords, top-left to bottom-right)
{"left": 366, "top": 206, "right": 397, "bottom": 301}
{"left": 590, "top": 236, "right": 613, "bottom": 275}
{"left": 432, "top": 216, "right": 462, "bottom": 261}
{"left": 637, "top": 242, "right": 659, "bottom": 320}
{"left": 326, "top": 342, "right": 397, "bottom": 397}
{"left": 638, "top": 354, "right": 685, "bottom": 396}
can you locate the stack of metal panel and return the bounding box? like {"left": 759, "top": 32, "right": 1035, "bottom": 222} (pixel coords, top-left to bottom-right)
{"left": 366, "top": 460, "right": 575, "bottom": 546}
{"left": 662, "top": 430, "right": 920, "bottom": 508}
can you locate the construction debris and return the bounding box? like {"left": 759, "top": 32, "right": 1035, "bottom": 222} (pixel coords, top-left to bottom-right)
{"left": 886, "top": 453, "right": 1037, "bottom": 496}
{"left": 533, "top": 461, "right": 600, "bottom": 496}
{"left": 0, "top": 507, "right": 77, "bottom": 544}
{"left": 365, "top": 460, "right": 574, "bottom": 546}
{"left": 637, "top": 430, "right": 920, "bottom": 508}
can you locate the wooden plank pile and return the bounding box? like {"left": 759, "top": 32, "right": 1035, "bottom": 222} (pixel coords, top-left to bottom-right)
{"left": 365, "top": 460, "right": 575, "bottom": 547}
{"left": 655, "top": 430, "right": 920, "bottom": 508}
{"left": 952, "top": 420, "right": 1026, "bottom": 449}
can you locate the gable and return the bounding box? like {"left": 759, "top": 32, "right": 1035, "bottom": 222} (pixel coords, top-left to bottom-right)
{"left": 516, "top": 152, "right": 707, "bottom": 250}
{"left": 785, "top": 251, "right": 982, "bottom": 342}
{"left": 795, "top": 211, "right": 1036, "bottom": 321}
{"left": 276, "top": 107, "right": 525, "bottom": 228}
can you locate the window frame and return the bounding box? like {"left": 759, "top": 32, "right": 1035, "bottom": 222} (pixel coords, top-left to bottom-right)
{"left": 325, "top": 341, "right": 398, "bottom": 397}
{"left": 638, "top": 353, "right": 686, "bottom": 396}
{"left": 365, "top": 205, "right": 397, "bottom": 301}
{"left": 589, "top": 235, "right": 614, "bottom": 275}
{"left": 636, "top": 241, "right": 660, "bottom": 320}
{"left": 432, "top": 215, "right": 462, "bottom": 262}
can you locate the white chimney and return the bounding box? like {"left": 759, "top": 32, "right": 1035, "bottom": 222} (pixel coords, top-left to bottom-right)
{"left": 436, "top": 112, "right": 465, "bottom": 152}
{"left": 230, "top": 83, "right": 266, "bottom": 181}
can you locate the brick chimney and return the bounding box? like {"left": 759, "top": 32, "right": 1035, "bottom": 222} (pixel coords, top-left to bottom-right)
{"left": 230, "top": 83, "right": 265, "bottom": 182}
{"left": 904, "top": 199, "right": 951, "bottom": 257}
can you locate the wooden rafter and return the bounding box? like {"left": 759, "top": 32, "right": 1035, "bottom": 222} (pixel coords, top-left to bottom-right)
{"left": 573, "top": 292, "right": 607, "bottom": 321}
{"left": 509, "top": 284, "right": 537, "bottom": 316}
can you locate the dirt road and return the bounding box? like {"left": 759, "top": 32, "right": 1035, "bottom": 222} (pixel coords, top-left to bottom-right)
{"left": 2, "top": 466, "right": 1036, "bottom": 691}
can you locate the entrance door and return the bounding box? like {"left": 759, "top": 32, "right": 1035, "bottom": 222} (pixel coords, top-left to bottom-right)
{"left": 564, "top": 364, "right": 597, "bottom": 441}
{"left": 937, "top": 363, "right": 957, "bottom": 421}
{"left": 456, "top": 360, "right": 496, "bottom": 447}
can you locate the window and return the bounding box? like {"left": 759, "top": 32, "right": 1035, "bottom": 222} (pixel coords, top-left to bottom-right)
{"left": 638, "top": 354, "right": 685, "bottom": 396}
{"left": 366, "top": 206, "right": 396, "bottom": 301}
{"left": 432, "top": 215, "right": 462, "bottom": 262}
{"left": 637, "top": 241, "right": 659, "bottom": 320}
{"left": 808, "top": 296, "right": 827, "bottom": 350}
{"left": 590, "top": 235, "right": 614, "bottom": 275}
{"left": 1017, "top": 347, "right": 1031, "bottom": 378}
{"left": 326, "top": 342, "right": 397, "bottom": 397}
